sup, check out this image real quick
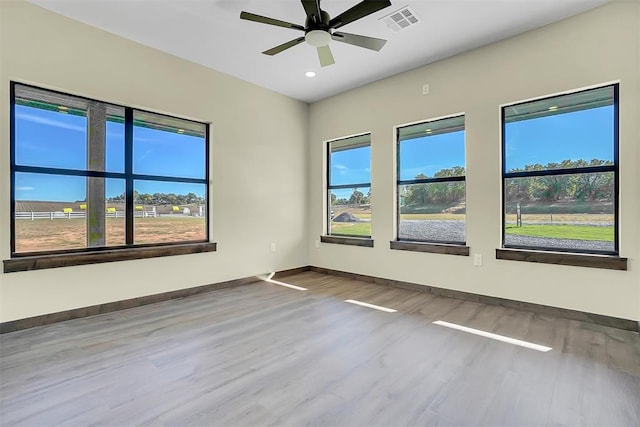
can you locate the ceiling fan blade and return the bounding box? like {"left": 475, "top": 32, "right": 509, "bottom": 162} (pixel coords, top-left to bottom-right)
{"left": 301, "top": 0, "right": 322, "bottom": 22}
{"left": 240, "top": 11, "right": 305, "bottom": 31}
{"left": 332, "top": 31, "right": 387, "bottom": 51}
{"left": 329, "top": 0, "right": 392, "bottom": 30}
{"left": 317, "top": 45, "right": 335, "bottom": 67}
{"left": 263, "top": 37, "right": 306, "bottom": 56}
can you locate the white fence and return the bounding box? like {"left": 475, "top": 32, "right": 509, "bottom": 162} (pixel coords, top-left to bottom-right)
{"left": 15, "top": 211, "right": 157, "bottom": 220}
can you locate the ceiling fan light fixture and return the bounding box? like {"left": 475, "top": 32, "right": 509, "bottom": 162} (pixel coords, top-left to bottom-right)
{"left": 305, "top": 30, "right": 331, "bottom": 47}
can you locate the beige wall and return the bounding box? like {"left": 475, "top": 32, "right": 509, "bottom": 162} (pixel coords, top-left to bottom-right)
{"left": 309, "top": 1, "right": 640, "bottom": 321}
{"left": 0, "top": 1, "right": 309, "bottom": 322}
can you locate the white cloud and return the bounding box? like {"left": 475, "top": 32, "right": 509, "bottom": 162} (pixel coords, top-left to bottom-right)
{"left": 16, "top": 112, "right": 85, "bottom": 132}
{"left": 16, "top": 186, "right": 35, "bottom": 191}
{"left": 139, "top": 149, "right": 154, "bottom": 160}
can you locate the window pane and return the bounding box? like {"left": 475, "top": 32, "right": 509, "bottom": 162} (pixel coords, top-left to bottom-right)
{"left": 329, "top": 187, "right": 371, "bottom": 237}
{"left": 13, "top": 174, "right": 128, "bottom": 253}
{"left": 14, "top": 85, "right": 125, "bottom": 173}
{"left": 329, "top": 135, "right": 371, "bottom": 186}
{"left": 14, "top": 173, "right": 87, "bottom": 253}
{"left": 504, "top": 87, "right": 615, "bottom": 173}
{"left": 398, "top": 116, "right": 465, "bottom": 181}
{"left": 133, "top": 111, "right": 206, "bottom": 179}
{"left": 134, "top": 180, "right": 207, "bottom": 244}
{"left": 14, "top": 103, "right": 87, "bottom": 170}
{"left": 399, "top": 182, "right": 466, "bottom": 243}
{"left": 504, "top": 173, "right": 614, "bottom": 252}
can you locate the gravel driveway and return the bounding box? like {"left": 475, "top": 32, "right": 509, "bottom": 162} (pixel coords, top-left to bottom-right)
{"left": 399, "top": 220, "right": 613, "bottom": 252}
{"left": 504, "top": 235, "right": 613, "bottom": 252}
{"left": 399, "top": 220, "right": 465, "bottom": 243}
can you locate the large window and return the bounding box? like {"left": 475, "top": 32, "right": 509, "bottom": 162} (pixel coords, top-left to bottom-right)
{"left": 502, "top": 85, "right": 618, "bottom": 254}
{"left": 327, "top": 134, "right": 371, "bottom": 238}
{"left": 10, "top": 83, "right": 209, "bottom": 255}
{"left": 397, "top": 115, "right": 466, "bottom": 244}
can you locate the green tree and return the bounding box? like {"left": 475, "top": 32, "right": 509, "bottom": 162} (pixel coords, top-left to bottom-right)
{"left": 349, "top": 189, "right": 365, "bottom": 205}
{"left": 186, "top": 192, "right": 199, "bottom": 204}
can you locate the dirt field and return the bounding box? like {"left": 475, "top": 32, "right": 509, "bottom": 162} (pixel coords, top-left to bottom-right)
{"left": 14, "top": 217, "right": 206, "bottom": 253}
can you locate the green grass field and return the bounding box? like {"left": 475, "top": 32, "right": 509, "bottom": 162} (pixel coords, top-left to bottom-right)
{"left": 505, "top": 224, "right": 613, "bottom": 241}
{"left": 330, "top": 222, "right": 372, "bottom": 237}
{"left": 330, "top": 212, "right": 613, "bottom": 241}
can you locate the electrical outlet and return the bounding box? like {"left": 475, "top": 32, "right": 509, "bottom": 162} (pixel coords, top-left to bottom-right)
{"left": 270, "top": 242, "right": 276, "bottom": 253}
{"left": 422, "top": 84, "right": 430, "bottom": 95}
{"left": 474, "top": 254, "right": 483, "bottom": 266}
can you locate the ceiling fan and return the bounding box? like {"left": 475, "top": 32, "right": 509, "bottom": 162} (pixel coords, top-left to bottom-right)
{"left": 240, "top": 0, "right": 392, "bottom": 67}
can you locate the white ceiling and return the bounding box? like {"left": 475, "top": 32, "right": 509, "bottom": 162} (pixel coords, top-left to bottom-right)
{"left": 27, "top": 0, "right": 609, "bottom": 103}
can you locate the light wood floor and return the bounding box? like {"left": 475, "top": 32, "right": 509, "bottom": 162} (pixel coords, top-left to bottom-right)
{"left": 1, "top": 271, "right": 639, "bottom": 426}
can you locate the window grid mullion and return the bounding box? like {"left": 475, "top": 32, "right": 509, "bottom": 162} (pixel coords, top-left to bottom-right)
{"left": 613, "top": 84, "right": 620, "bottom": 253}
{"left": 124, "top": 107, "right": 134, "bottom": 245}
{"left": 328, "top": 183, "right": 371, "bottom": 190}
{"left": 398, "top": 176, "right": 465, "bottom": 185}
{"left": 10, "top": 83, "right": 17, "bottom": 255}
{"left": 504, "top": 165, "right": 615, "bottom": 179}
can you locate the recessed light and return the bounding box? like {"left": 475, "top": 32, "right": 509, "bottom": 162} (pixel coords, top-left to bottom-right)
{"left": 548, "top": 106, "right": 558, "bottom": 111}
{"left": 425, "top": 128, "right": 432, "bottom": 134}
{"left": 58, "top": 106, "right": 68, "bottom": 110}
{"left": 305, "top": 71, "right": 316, "bottom": 78}
{"left": 177, "top": 129, "right": 184, "bottom": 133}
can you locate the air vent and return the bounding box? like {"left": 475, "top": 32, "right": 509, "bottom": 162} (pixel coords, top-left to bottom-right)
{"left": 379, "top": 6, "right": 420, "bottom": 33}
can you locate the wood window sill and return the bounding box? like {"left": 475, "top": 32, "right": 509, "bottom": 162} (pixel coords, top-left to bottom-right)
{"left": 496, "top": 248, "right": 627, "bottom": 270}
{"left": 320, "top": 235, "right": 374, "bottom": 247}
{"left": 3, "top": 242, "right": 217, "bottom": 273}
{"left": 390, "top": 241, "right": 470, "bottom": 256}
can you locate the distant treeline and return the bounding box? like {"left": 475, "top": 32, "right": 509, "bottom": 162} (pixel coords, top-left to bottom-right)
{"left": 505, "top": 159, "right": 613, "bottom": 203}
{"left": 331, "top": 189, "right": 371, "bottom": 206}
{"left": 107, "top": 191, "right": 205, "bottom": 206}
{"left": 400, "top": 160, "right": 613, "bottom": 206}
{"left": 332, "top": 159, "right": 613, "bottom": 208}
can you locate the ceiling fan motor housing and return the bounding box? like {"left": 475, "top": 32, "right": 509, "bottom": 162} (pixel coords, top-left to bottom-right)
{"left": 240, "top": 0, "right": 392, "bottom": 66}
{"left": 305, "top": 9, "right": 330, "bottom": 30}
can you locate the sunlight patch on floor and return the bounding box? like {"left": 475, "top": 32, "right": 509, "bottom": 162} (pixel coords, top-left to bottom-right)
{"left": 345, "top": 299, "right": 397, "bottom": 313}
{"left": 433, "top": 320, "right": 552, "bottom": 352}
{"left": 260, "top": 273, "right": 308, "bottom": 291}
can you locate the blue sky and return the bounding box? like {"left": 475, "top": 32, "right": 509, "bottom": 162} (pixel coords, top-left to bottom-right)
{"left": 16, "top": 104, "right": 613, "bottom": 202}
{"left": 330, "top": 146, "right": 371, "bottom": 200}
{"left": 504, "top": 106, "right": 613, "bottom": 171}
{"left": 399, "top": 131, "right": 465, "bottom": 181}
{"left": 330, "top": 105, "right": 614, "bottom": 198}
{"left": 15, "top": 105, "right": 206, "bottom": 202}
